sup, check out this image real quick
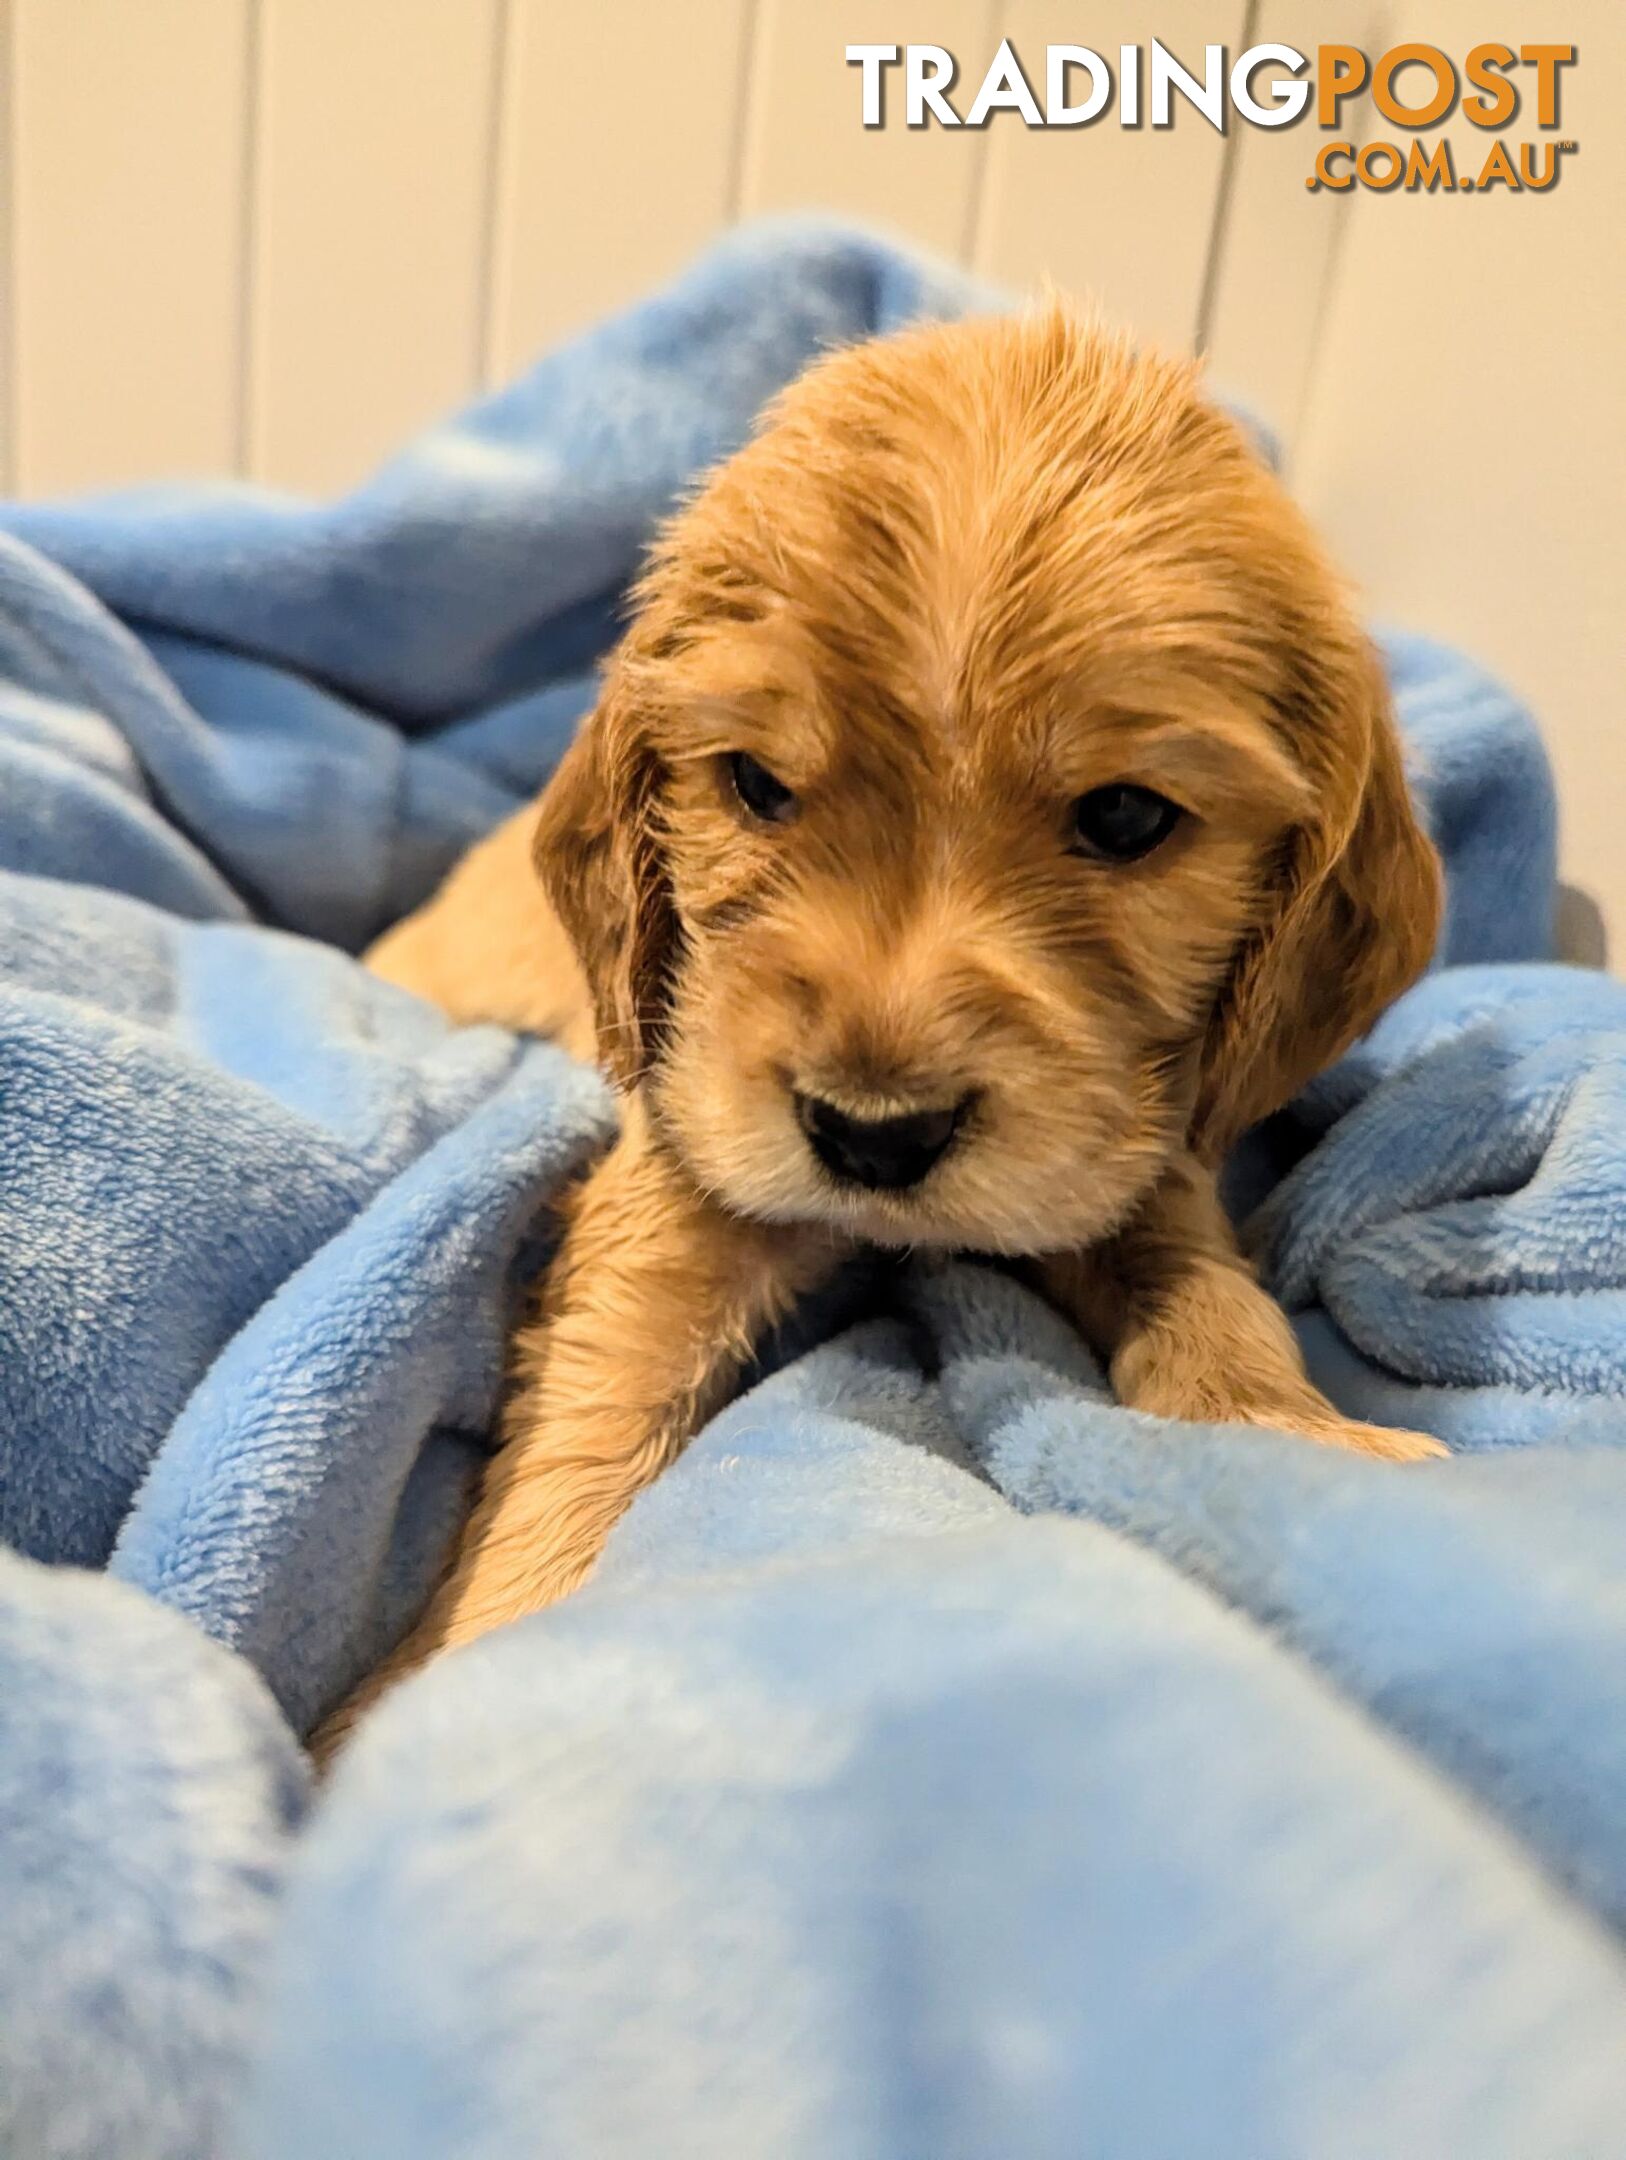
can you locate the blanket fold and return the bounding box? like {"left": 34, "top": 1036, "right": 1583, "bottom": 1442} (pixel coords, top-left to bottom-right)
{"left": 249, "top": 1343, "right": 1626, "bottom": 2159}
{"left": 1256, "top": 964, "right": 1626, "bottom": 1398}
{"left": 0, "top": 1553, "right": 306, "bottom": 2160}
{"left": 0, "top": 220, "right": 1620, "bottom": 2160}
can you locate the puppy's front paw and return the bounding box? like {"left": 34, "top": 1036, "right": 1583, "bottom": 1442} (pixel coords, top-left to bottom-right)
{"left": 1290, "top": 1414, "right": 1449, "bottom": 1464}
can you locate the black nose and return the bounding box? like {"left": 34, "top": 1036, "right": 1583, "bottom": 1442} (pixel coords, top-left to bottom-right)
{"left": 797, "top": 1093, "right": 967, "bottom": 1192}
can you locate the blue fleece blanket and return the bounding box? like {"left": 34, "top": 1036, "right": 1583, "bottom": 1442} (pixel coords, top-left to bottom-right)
{"left": 3, "top": 223, "right": 1623, "bottom": 2160}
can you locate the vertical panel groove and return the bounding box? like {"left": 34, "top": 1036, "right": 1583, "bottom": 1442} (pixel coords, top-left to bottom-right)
{"left": 957, "top": 0, "right": 1003, "bottom": 265}
{"left": 1209, "top": 0, "right": 1391, "bottom": 467}
{"left": 1193, "top": 0, "right": 1257, "bottom": 353}
{"left": 1278, "top": 179, "right": 1362, "bottom": 479}
{"left": 0, "top": 0, "right": 15, "bottom": 493}
{"left": 723, "top": 0, "right": 762, "bottom": 221}
{"left": 740, "top": 2, "right": 989, "bottom": 260}
{"left": 233, "top": 0, "right": 264, "bottom": 475}
{"left": 732, "top": 0, "right": 775, "bottom": 225}
{"left": 481, "top": 0, "right": 517, "bottom": 387}
{"left": 972, "top": 2, "right": 1237, "bottom": 353}
{"left": 1286, "top": 1, "right": 1392, "bottom": 470}
{"left": 242, "top": 0, "right": 273, "bottom": 478}
{"left": 0, "top": 0, "right": 12, "bottom": 494}
{"left": 472, "top": 0, "right": 514, "bottom": 390}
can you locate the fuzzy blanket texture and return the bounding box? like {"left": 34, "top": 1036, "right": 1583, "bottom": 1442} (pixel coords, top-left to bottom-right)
{"left": 2, "top": 222, "right": 1623, "bottom": 2160}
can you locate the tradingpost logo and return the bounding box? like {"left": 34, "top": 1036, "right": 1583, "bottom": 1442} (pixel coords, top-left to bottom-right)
{"left": 846, "top": 40, "right": 1579, "bottom": 193}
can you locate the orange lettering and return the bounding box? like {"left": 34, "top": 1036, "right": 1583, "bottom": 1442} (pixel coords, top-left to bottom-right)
{"left": 1477, "top": 139, "right": 1520, "bottom": 189}
{"left": 1314, "top": 141, "right": 1356, "bottom": 188}
{"left": 1520, "top": 141, "right": 1562, "bottom": 189}
{"left": 1317, "top": 46, "right": 1368, "bottom": 127}
{"left": 1520, "top": 44, "right": 1575, "bottom": 127}
{"left": 1406, "top": 139, "right": 1455, "bottom": 190}
{"left": 1358, "top": 140, "right": 1405, "bottom": 189}
{"left": 1464, "top": 43, "right": 1517, "bottom": 127}
{"left": 1373, "top": 44, "right": 1456, "bottom": 129}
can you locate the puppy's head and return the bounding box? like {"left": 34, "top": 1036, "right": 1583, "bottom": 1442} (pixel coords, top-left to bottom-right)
{"left": 536, "top": 309, "right": 1440, "bottom": 1254}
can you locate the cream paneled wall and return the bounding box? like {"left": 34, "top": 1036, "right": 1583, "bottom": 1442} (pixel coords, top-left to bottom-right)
{"left": 0, "top": 1, "right": 1619, "bottom": 945}
{"left": 1286, "top": 0, "right": 1624, "bottom": 969}
{"left": 0, "top": 0, "right": 1265, "bottom": 497}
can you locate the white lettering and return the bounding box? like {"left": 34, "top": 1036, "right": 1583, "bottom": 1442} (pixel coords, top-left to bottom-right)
{"left": 846, "top": 44, "right": 899, "bottom": 128}
{"left": 1120, "top": 44, "right": 1141, "bottom": 126}
{"left": 1046, "top": 45, "right": 1112, "bottom": 125}
{"left": 967, "top": 38, "right": 1044, "bottom": 126}
{"left": 905, "top": 44, "right": 960, "bottom": 125}
{"left": 1231, "top": 43, "right": 1311, "bottom": 127}
{"left": 1150, "top": 40, "right": 1225, "bottom": 130}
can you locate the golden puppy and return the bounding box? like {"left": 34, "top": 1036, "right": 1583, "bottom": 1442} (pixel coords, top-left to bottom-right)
{"left": 322, "top": 306, "right": 1444, "bottom": 1750}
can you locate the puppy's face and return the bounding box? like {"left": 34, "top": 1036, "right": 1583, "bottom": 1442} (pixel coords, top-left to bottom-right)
{"left": 539, "top": 311, "right": 1440, "bottom": 1255}
{"left": 648, "top": 658, "right": 1297, "bottom": 1256}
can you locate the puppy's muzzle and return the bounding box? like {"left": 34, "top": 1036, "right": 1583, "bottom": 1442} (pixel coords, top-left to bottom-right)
{"left": 796, "top": 1093, "right": 969, "bottom": 1192}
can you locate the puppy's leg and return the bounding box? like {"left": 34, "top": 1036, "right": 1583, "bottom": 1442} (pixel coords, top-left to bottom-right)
{"left": 314, "top": 1108, "right": 842, "bottom": 1757}
{"left": 1036, "top": 1155, "right": 1446, "bottom": 1463}
{"left": 367, "top": 803, "right": 596, "bottom": 1055}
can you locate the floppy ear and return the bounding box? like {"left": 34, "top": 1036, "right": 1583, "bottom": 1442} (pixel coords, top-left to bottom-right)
{"left": 1189, "top": 641, "right": 1442, "bottom": 1163}
{"left": 532, "top": 678, "right": 677, "bottom": 1090}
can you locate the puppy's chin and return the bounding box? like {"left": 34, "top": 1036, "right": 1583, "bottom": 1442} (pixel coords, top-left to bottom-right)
{"left": 654, "top": 1065, "right": 1170, "bottom": 1258}
{"left": 729, "top": 1174, "right": 1151, "bottom": 1258}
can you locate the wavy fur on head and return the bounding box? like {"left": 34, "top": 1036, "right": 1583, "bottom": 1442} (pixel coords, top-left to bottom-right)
{"left": 537, "top": 305, "right": 1441, "bottom": 1252}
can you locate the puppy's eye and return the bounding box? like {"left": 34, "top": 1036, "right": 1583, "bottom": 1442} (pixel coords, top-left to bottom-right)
{"left": 727, "top": 751, "right": 798, "bottom": 825}
{"left": 1070, "top": 784, "right": 1184, "bottom": 863}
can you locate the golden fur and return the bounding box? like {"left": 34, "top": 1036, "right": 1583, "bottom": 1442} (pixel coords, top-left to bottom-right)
{"left": 317, "top": 307, "right": 1444, "bottom": 1757}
